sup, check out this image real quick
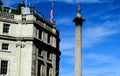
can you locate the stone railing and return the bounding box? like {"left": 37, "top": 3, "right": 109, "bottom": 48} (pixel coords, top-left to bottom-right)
{"left": 0, "top": 12, "right": 14, "bottom": 19}
{"left": 36, "top": 20, "right": 53, "bottom": 32}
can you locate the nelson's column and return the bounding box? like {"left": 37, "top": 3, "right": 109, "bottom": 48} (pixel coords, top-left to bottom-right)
{"left": 73, "top": 4, "right": 85, "bottom": 76}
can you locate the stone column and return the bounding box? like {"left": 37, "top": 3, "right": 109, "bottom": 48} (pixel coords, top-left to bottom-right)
{"left": 73, "top": 4, "right": 85, "bottom": 76}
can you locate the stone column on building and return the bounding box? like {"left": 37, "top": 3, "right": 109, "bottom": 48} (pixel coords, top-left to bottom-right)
{"left": 73, "top": 4, "right": 85, "bottom": 76}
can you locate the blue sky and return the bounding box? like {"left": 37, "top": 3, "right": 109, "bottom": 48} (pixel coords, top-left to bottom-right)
{"left": 3, "top": 0, "right": 120, "bottom": 76}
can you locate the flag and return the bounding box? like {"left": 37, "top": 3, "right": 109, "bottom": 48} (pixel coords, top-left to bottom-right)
{"left": 50, "top": 9, "right": 54, "bottom": 22}
{"left": 50, "top": 0, "right": 54, "bottom": 22}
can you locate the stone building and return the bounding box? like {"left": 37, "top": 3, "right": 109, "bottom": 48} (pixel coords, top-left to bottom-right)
{"left": 0, "top": 1, "right": 61, "bottom": 76}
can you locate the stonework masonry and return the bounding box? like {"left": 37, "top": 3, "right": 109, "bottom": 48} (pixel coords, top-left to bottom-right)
{"left": 0, "top": 1, "right": 61, "bottom": 76}
{"left": 73, "top": 4, "right": 85, "bottom": 76}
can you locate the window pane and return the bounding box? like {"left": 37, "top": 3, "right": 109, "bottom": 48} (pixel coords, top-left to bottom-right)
{"left": 39, "top": 30, "right": 42, "bottom": 39}
{"left": 4, "top": 7, "right": 10, "bottom": 13}
{"left": 47, "top": 34, "right": 50, "bottom": 43}
{"left": 2, "top": 43, "right": 9, "bottom": 50}
{"left": 3, "top": 24, "right": 10, "bottom": 33}
{"left": 0, "top": 60, "right": 8, "bottom": 74}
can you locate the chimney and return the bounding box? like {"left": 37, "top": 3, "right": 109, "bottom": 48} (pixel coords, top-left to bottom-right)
{"left": 17, "top": 2, "right": 25, "bottom": 14}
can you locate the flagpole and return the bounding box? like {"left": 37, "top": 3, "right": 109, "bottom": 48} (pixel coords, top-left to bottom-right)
{"left": 52, "top": 0, "right": 54, "bottom": 9}
{"left": 26, "top": 0, "right": 27, "bottom": 7}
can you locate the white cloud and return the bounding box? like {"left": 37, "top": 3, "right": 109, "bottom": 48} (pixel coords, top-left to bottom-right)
{"left": 60, "top": 67, "right": 74, "bottom": 76}
{"left": 51, "top": 0, "right": 101, "bottom": 3}
{"left": 50, "top": 0, "right": 113, "bottom": 3}
{"left": 83, "top": 21, "right": 120, "bottom": 48}
{"left": 60, "top": 37, "right": 75, "bottom": 50}
{"left": 83, "top": 53, "right": 120, "bottom": 76}
{"left": 62, "top": 57, "right": 74, "bottom": 64}
{"left": 61, "top": 49, "right": 74, "bottom": 57}
{"left": 58, "top": 0, "right": 74, "bottom": 3}
{"left": 56, "top": 17, "right": 73, "bottom": 26}
{"left": 60, "top": 35, "right": 75, "bottom": 57}
{"left": 1, "top": 0, "right": 114, "bottom": 6}
{"left": 2, "top": 0, "right": 18, "bottom": 5}
{"left": 76, "top": 0, "right": 101, "bottom": 3}
{"left": 58, "top": 17, "right": 75, "bottom": 51}
{"left": 32, "top": 0, "right": 113, "bottom": 4}
{"left": 49, "top": 0, "right": 74, "bottom": 3}
{"left": 83, "top": 66, "right": 120, "bottom": 76}
{"left": 83, "top": 53, "right": 119, "bottom": 64}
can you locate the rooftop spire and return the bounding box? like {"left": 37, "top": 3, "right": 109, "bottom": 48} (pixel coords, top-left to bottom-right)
{"left": 77, "top": 3, "right": 82, "bottom": 18}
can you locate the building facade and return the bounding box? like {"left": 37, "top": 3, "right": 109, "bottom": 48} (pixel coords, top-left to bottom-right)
{"left": 0, "top": 1, "right": 61, "bottom": 76}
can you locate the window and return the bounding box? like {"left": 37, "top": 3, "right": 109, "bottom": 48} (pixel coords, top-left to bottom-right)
{"left": 43, "top": 32, "right": 47, "bottom": 42}
{"left": 2, "top": 43, "right": 9, "bottom": 50}
{"left": 0, "top": 60, "right": 8, "bottom": 74}
{"left": 47, "top": 52, "right": 52, "bottom": 60}
{"left": 50, "top": 36, "right": 53, "bottom": 45}
{"left": 38, "top": 49, "right": 42, "bottom": 56}
{"left": 3, "top": 7, "right": 10, "bottom": 13}
{"left": 37, "top": 63, "right": 41, "bottom": 76}
{"left": 53, "top": 37, "right": 56, "bottom": 47}
{"left": 39, "top": 30, "right": 42, "bottom": 39}
{"left": 3, "top": 24, "right": 10, "bottom": 33}
{"left": 38, "top": 49, "right": 44, "bottom": 57}
{"left": 47, "top": 66, "right": 50, "bottom": 76}
{"left": 47, "top": 34, "right": 50, "bottom": 43}
{"left": 22, "top": 15, "right": 26, "bottom": 20}
{"left": 49, "top": 68, "right": 52, "bottom": 76}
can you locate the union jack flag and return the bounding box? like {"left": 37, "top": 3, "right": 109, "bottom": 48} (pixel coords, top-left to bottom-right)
{"left": 50, "top": 9, "right": 54, "bottom": 22}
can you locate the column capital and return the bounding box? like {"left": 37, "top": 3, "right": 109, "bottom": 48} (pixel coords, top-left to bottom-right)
{"left": 73, "top": 3, "right": 85, "bottom": 25}
{"left": 73, "top": 17, "right": 85, "bottom": 25}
